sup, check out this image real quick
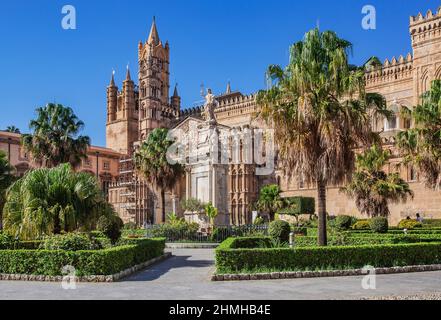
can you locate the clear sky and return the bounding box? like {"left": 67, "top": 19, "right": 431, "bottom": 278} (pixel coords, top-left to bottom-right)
{"left": 0, "top": 0, "right": 439, "bottom": 146}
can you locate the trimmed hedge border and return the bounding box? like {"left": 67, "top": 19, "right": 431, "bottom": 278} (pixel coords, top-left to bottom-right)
{"left": 212, "top": 264, "right": 441, "bottom": 282}
{"left": 0, "top": 252, "right": 171, "bottom": 282}
{"left": 216, "top": 237, "right": 441, "bottom": 274}
{"left": 0, "top": 238, "right": 166, "bottom": 277}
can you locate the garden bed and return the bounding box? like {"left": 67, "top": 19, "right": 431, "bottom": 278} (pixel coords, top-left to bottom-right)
{"left": 215, "top": 237, "right": 441, "bottom": 275}
{"left": 0, "top": 238, "right": 165, "bottom": 278}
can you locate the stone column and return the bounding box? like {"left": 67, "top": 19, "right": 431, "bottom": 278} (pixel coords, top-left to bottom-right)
{"left": 185, "top": 169, "right": 191, "bottom": 200}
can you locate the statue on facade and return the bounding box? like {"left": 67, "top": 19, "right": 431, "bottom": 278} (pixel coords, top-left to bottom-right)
{"left": 203, "top": 88, "right": 218, "bottom": 125}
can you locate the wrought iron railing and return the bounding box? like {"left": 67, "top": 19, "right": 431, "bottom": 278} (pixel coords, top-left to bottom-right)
{"left": 143, "top": 224, "right": 268, "bottom": 243}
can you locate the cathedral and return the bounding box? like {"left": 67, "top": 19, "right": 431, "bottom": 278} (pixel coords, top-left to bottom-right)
{"left": 105, "top": 8, "right": 441, "bottom": 226}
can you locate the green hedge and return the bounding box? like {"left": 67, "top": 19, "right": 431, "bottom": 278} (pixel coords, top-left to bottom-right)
{"left": 236, "top": 234, "right": 441, "bottom": 248}
{"left": 277, "top": 197, "right": 315, "bottom": 216}
{"left": 0, "top": 238, "right": 165, "bottom": 276}
{"left": 308, "top": 228, "right": 441, "bottom": 236}
{"left": 216, "top": 237, "right": 441, "bottom": 274}
{"left": 294, "top": 234, "right": 441, "bottom": 247}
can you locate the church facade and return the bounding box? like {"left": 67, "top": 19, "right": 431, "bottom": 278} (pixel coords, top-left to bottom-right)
{"left": 106, "top": 8, "right": 441, "bottom": 226}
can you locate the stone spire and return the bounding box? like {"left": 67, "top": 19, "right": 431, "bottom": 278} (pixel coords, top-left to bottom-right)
{"left": 147, "top": 17, "right": 160, "bottom": 46}
{"left": 171, "top": 83, "right": 181, "bottom": 110}
{"left": 226, "top": 81, "right": 231, "bottom": 94}
{"left": 109, "top": 70, "right": 116, "bottom": 87}
{"left": 125, "top": 65, "right": 132, "bottom": 81}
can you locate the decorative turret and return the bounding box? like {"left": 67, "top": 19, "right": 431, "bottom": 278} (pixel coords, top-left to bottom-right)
{"left": 226, "top": 81, "right": 232, "bottom": 94}
{"left": 107, "top": 71, "right": 118, "bottom": 122}
{"left": 171, "top": 83, "right": 181, "bottom": 111}
{"left": 123, "top": 66, "right": 135, "bottom": 119}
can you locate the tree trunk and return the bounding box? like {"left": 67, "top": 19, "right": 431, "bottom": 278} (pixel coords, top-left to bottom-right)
{"left": 161, "top": 188, "right": 166, "bottom": 223}
{"left": 317, "top": 179, "right": 327, "bottom": 246}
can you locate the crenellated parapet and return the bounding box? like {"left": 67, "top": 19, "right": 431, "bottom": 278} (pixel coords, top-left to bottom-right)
{"left": 365, "top": 53, "right": 413, "bottom": 87}
{"left": 410, "top": 8, "right": 441, "bottom": 46}
{"left": 180, "top": 105, "right": 204, "bottom": 118}
{"left": 179, "top": 92, "right": 259, "bottom": 120}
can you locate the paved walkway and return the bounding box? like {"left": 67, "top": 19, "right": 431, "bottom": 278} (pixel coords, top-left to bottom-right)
{"left": 1, "top": 249, "right": 441, "bottom": 300}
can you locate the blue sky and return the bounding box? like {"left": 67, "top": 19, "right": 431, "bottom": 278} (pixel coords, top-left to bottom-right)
{"left": 0, "top": 0, "right": 439, "bottom": 146}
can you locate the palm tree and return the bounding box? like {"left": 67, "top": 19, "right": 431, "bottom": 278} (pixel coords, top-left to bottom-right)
{"left": 5, "top": 126, "right": 20, "bottom": 134}
{"left": 22, "top": 103, "right": 91, "bottom": 168}
{"left": 257, "top": 28, "right": 388, "bottom": 245}
{"left": 2, "top": 164, "right": 110, "bottom": 239}
{"left": 134, "top": 128, "right": 184, "bottom": 224}
{"left": 0, "top": 151, "right": 15, "bottom": 230}
{"left": 256, "top": 184, "right": 285, "bottom": 221}
{"left": 397, "top": 80, "right": 441, "bottom": 190}
{"left": 342, "top": 145, "right": 413, "bottom": 217}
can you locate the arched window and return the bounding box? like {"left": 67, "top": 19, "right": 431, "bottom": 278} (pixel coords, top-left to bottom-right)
{"left": 386, "top": 115, "right": 397, "bottom": 130}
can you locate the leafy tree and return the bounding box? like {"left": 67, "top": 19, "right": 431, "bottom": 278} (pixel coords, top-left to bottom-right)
{"left": 204, "top": 202, "right": 218, "bottom": 227}
{"left": 397, "top": 80, "right": 441, "bottom": 190}
{"left": 5, "top": 126, "right": 20, "bottom": 134}
{"left": 22, "top": 103, "right": 91, "bottom": 168}
{"left": 0, "top": 151, "right": 15, "bottom": 230}
{"left": 2, "top": 164, "right": 111, "bottom": 240}
{"left": 342, "top": 145, "right": 413, "bottom": 217}
{"left": 257, "top": 28, "right": 388, "bottom": 245}
{"left": 256, "top": 184, "right": 284, "bottom": 221}
{"left": 181, "top": 198, "right": 205, "bottom": 213}
{"left": 134, "top": 128, "right": 184, "bottom": 224}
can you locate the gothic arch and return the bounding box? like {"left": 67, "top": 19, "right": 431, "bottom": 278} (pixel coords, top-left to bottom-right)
{"left": 421, "top": 69, "right": 430, "bottom": 93}
{"left": 435, "top": 66, "right": 441, "bottom": 80}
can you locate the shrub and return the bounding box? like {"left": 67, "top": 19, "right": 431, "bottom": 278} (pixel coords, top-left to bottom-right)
{"left": 422, "top": 219, "right": 441, "bottom": 228}
{"left": 41, "top": 233, "right": 101, "bottom": 251}
{"left": 0, "top": 238, "right": 165, "bottom": 276}
{"left": 2, "top": 164, "right": 110, "bottom": 240}
{"left": 123, "top": 222, "right": 137, "bottom": 230}
{"left": 216, "top": 237, "right": 441, "bottom": 274}
{"left": 97, "top": 215, "right": 124, "bottom": 244}
{"left": 335, "top": 215, "right": 355, "bottom": 231}
{"left": 292, "top": 226, "right": 307, "bottom": 236}
{"left": 352, "top": 220, "right": 371, "bottom": 230}
{"left": 0, "top": 233, "right": 18, "bottom": 250}
{"left": 253, "top": 216, "right": 265, "bottom": 226}
{"left": 398, "top": 219, "right": 423, "bottom": 230}
{"left": 370, "top": 217, "right": 389, "bottom": 233}
{"left": 268, "top": 220, "right": 291, "bottom": 243}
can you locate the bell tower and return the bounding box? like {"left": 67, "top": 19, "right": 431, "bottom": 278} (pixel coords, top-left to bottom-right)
{"left": 138, "top": 18, "right": 178, "bottom": 141}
